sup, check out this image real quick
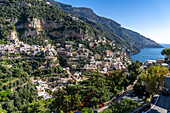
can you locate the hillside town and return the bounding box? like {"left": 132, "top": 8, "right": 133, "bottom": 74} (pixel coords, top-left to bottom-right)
{"left": 1, "top": 34, "right": 170, "bottom": 103}
{"left": 0, "top": 34, "right": 134, "bottom": 101}
{"left": 0, "top": 0, "right": 170, "bottom": 113}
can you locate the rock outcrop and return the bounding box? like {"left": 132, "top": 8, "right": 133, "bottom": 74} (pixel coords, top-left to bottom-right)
{"left": 16, "top": 18, "right": 96, "bottom": 41}
{"left": 10, "top": 30, "right": 19, "bottom": 42}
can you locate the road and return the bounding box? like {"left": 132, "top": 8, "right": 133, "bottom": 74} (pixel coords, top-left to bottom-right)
{"left": 97, "top": 80, "right": 137, "bottom": 112}
{"left": 150, "top": 77, "right": 170, "bottom": 113}
{"left": 97, "top": 89, "right": 133, "bottom": 112}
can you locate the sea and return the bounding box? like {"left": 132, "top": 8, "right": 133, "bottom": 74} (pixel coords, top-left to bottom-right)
{"left": 130, "top": 44, "right": 170, "bottom": 63}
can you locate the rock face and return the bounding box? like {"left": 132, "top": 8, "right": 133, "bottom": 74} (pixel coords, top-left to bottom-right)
{"left": 16, "top": 18, "right": 97, "bottom": 41}
{"left": 16, "top": 18, "right": 43, "bottom": 30}
{"left": 29, "top": 18, "right": 42, "bottom": 30}
{"left": 10, "top": 30, "right": 19, "bottom": 42}
{"left": 16, "top": 18, "right": 63, "bottom": 31}
{"left": 45, "top": 0, "right": 163, "bottom": 51}
{"left": 0, "top": 0, "right": 103, "bottom": 46}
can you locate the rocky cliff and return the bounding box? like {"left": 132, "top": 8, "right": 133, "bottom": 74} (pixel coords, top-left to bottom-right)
{"left": 45, "top": 0, "right": 163, "bottom": 53}
{"left": 0, "top": 0, "right": 104, "bottom": 46}
{"left": 15, "top": 17, "right": 101, "bottom": 42}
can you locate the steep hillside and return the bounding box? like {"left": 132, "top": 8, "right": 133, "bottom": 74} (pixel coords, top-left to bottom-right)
{"left": 76, "top": 16, "right": 139, "bottom": 54}
{"left": 122, "top": 28, "right": 161, "bottom": 48}
{"left": 45, "top": 0, "right": 163, "bottom": 52}
{"left": 0, "top": 0, "right": 140, "bottom": 55}
{"left": 0, "top": 0, "right": 104, "bottom": 46}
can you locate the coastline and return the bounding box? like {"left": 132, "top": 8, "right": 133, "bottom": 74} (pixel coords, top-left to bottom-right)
{"left": 130, "top": 44, "right": 170, "bottom": 62}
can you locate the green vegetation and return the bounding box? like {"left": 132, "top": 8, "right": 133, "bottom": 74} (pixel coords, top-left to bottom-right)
{"left": 0, "top": 108, "right": 7, "bottom": 113}
{"left": 161, "top": 48, "right": 170, "bottom": 55}
{"left": 0, "top": 39, "right": 7, "bottom": 44}
{"left": 0, "top": 59, "right": 142, "bottom": 112}
{"left": 141, "top": 65, "right": 169, "bottom": 104}
{"left": 102, "top": 99, "right": 140, "bottom": 113}
{"left": 1, "top": 83, "right": 38, "bottom": 112}
{"left": 0, "top": 59, "right": 140, "bottom": 112}
{"left": 50, "top": 71, "right": 129, "bottom": 112}
{"left": 0, "top": 63, "right": 38, "bottom": 112}
{"left": 0, "top": 17, "right": 15, "bottom": 43}
{"left": 0, "top": 57, "right": 61, "bottom": 76}
{"left": 133, "top": 78, "right": 150, "bottom": 98}
{"left": 0, "top": 64, "right": 30, "bottom": 90}
{"left": 0, "top": 57, "right": 63, "bottom": 112}
{"left": 18, "top": 30, "right": 52, "bottom": 46}
{"left": 128, "top": 60, "right": 143, "bottom": 83}
{"left": 0, "top": 0, "right": 146, "bottom": 112}
{"left": 27, "top": 99, "right": 54, "bottom": 113}
{"left": 0, "top": 0, "right": 103, "bottom": 46}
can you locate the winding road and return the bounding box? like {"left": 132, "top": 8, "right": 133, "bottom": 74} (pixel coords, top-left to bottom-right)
{"left": 97, "top": 90, "right": 133, "bottom": 112}
{"left": 150, "top": 77, "right": 170, "bottom": 113}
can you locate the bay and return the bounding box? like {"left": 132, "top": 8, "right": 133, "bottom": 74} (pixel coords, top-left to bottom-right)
{"left": 130, "top": 44, "right": 170, "bottom": 63}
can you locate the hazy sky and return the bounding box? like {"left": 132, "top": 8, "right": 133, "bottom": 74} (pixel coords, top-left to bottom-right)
{"left": 56, "top": 0, "right": 170, "bottom": 44}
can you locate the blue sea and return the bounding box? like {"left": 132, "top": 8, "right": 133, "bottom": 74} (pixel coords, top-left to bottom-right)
{"left": 130, "top": 44, "right": 170, "bottom": 62}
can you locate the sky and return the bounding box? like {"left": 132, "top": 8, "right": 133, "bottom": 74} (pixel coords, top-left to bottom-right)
{"left": 56, "top": 0, "right": 170, "bottom": 44}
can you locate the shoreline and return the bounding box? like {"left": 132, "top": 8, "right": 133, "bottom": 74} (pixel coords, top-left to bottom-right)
{"left": 130, "top": 44, "right": 170, "bottom": 63}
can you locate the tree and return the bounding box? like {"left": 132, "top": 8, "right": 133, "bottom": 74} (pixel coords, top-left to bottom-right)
{"left": 81, "top": 108, "right": 94, "bottom": 113}
{"left": 0, "top": 108, "right": 7, "bottom": 113}
{"left": 3, "top": 84, "right": 9, "bottom": 91}
{"left": 9, "top": 82, "right": 13, "bottom": 89}
{"left": 38, "top": 68, "right": 42, "bottom": 75}
{"left": 133, "top": 79, "right": 149, "bottom": 97}
{"left": 161, "top": 48, "right": 170, "bottom": 55}
{"left": 3, "top": 100, "right": 15, "bottom": 112}
{"left": 0, "top": 87, "right": 3, "bottom": 91}
{"left": 58, "top": 57, "right": 68, "bottom": 67}
{"left": 27, "top": 101, "right": 50, "bottom": 113}
{"left": 141, "top": 65, "right": 169, "bottom": 104}
{"left": 106, "top": 70, "right": 129, "bottom": 94}
{"left": 15, "top": 100, "right": 22, "bottom": 110}
{"left": 128, "top": 61, "right": 143, "bottom": 83}
{"left": 104, "top": 99, "right": 139, "bottom": 113}
{"left": 13, "top": 68, "right": 22, "bottom": 78}
{"left": 80, "top": 72, "right": 112, "bottom": 107}
{"left": 0, "top": 81, "right": 3, "bottom": 86}
{"left": 59, "top": 110, "right": 64, "bottom": 113}
{"left": 72, "top": 94, "right": 82, "bottom": 110}
{"left": 57, "top": 66, "right": 63, "bottom": 73}
{"left": 161, "top": 48, "right": 170, "bottom": 62}
{"left": 0, "top": 90, "right": 10, "bottom": 102}
{"left": 52, "top": 88, "right": 72, "bottom": 112}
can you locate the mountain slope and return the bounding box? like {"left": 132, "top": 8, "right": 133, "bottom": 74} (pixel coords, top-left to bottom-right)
{"left": 45, "top": 0, "right": 163, "bottom": 52}
{"left": 0, "top": 0, "right": 140, "bottom": 55}
{"left": 0, "top": 0, "right": 103, "bottom": 45}
{"left": 0, "top": 0, "right": 126, "bottom": 59}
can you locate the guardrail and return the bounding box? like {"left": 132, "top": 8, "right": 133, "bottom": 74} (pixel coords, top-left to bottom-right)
{"left": 133, "top": 101, "right": 150, "bottom": 113}
{"left": 144, "top": 95, "right": 160, "bottom": 113}
{"left": 133, "top": 94, "right": 160, "bottom": 113}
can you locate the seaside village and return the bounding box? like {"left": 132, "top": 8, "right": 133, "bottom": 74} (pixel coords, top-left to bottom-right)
{"left": 1, "top": 30, "right": 169, "bottom": 100}
{"left": 0, "top": 30, "right": 133, "bottom": 100}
